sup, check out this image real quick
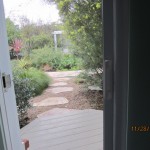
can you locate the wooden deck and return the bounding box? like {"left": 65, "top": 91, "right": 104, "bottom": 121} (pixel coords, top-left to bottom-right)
{"left": 21, "top": 109, "right": 103, "bottom": 150}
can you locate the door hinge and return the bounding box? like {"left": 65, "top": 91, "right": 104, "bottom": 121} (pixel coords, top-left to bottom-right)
{"left": 2, "top": 73, "right": 11, "bottom": 92}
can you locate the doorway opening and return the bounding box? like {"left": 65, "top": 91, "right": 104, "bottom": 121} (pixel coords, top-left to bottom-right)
{"left": 3, "top": 0, "right": 104, "bottom": 149}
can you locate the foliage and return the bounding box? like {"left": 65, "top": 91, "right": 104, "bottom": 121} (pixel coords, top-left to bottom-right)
{"left": 21, "top": 24, "right": 53, "bottom": 51}
{"left": 12, "top": 59, "right": 51, "bottom": 126}
{"left": 30, "top": 47, "right": 62, "bottom": 69}
{"left": 15, "top": 57, "right": 32, "bottom": 69}
{"left": 30, "top": 47, "right": 80, "bottom": 70}
{"left": 75, "top": 71, "right": 103, "bottom": 88}
{"left": 12, "top": 58, "right": 51, "bottom": 95}
{"left": 21, "top": 67, "right": 51, "bottom": 95}
{"left": 11, "top": 39, "right": 23, "bottom": 59}
{"left": 46, "top": 0, "right": 103, "bottom": 73}
{"left": 6, "top": 17, "right": 68, "bottom": 60}
{"left": 19, "top": 17, "right": 63, "bottom": 55}
{"left": 6, "top": 18, "right": 23, "bottom": 60}
{"left": 30, "top": 34, "right": 53, "bottom": 49}
{"left": 12, "top": 39, "right": 22, "bottom": 52}
{"left": 6, "top": 18, "right": 21, "bottom": 45}
{"left": 13, "top": 72, "right": 34, "bottom": 126}
{"left": 59, "top": 54, "right": 81, "bottom": 70}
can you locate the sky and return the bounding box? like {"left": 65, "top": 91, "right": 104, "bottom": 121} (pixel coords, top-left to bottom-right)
{"left": 3, "top": 0, "right": 60, "bottom": 25}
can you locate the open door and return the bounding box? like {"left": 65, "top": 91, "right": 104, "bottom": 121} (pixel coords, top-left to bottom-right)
{"left": 104, "top": 0, "right": 150, "bottom": 149}
{"left": 0, "top": 0, "right": 24, "bottom": 149}
{"left": 103, "top": 0, "right": 129, "bottom": 150}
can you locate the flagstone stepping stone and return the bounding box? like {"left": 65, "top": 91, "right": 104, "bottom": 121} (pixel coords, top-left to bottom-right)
{"left": 33, "top": 97, "right": 69, "bottom": 107}
{"left": 54, "top": 78, "right": 71, "bottom": 82}
{"left": 51, "top": 87, "right": 73, "bottom": 94}
{"left": 88, "top": 86, "right": 102, "bottom": 91}
{"left": 46, "top": 70, "right": 82, "bottom": 78}
{"left": 51, "top": 82, "right": 67, "bottom": 87}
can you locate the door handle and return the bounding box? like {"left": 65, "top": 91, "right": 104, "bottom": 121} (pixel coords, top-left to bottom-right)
{"left": 2, "top": 73, "right": 11, "bottom": 92}
{"left": 104, "top": 60, "right": 113, "bottom": 100}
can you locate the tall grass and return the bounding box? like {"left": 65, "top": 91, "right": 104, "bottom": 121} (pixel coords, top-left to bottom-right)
{"left": 11, "top": 59, "right": 51, "bottom": 126}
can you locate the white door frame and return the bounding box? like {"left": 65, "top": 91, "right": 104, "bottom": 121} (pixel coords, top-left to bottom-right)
{"left": 0, "top": 0, "right": 24, "bottom": 149}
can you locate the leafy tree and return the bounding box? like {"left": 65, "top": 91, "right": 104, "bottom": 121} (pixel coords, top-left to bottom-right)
{"left": 6, "top": 18, "right": 22, "bottom": 59}
{"left": 20, "top": 17, "right": 63, "bottom": 55}
{"left": 46, "top": 0, "right": 102, "bottom": 74}
{"left": 6, "top": 18, "right": 21, "bottom": 45}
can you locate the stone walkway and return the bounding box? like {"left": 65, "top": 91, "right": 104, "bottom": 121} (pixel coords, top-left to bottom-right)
{"left": 32, "top": 71, "right": 81, "bottom": 107}
{"left": 46, "top": 70, "right": 82, "bottom": 78}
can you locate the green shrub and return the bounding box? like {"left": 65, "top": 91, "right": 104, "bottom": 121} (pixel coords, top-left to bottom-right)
{"left": 11, "top": 57, "right": 32, "bottom": 69}
{"left": 12, "top": 62, "right": 51, "bottom": 96}
{"left": 12, "top": 59, "right": 51, "bottom": 126}
{"left": 59, "top": 54, "right": 78, "bottom": 70}
{"left": 30, "top": 47, "right": 81, "bottom": 70}
{"left": 22, "top": 67, "right": 51, "bottom": 95}
{"left": 75, "top": 71, "right": 102, "bottom": 88}
{"left": 30, "top": 47, "right": 62, "bottom": 70}
{"left": 12, "top": 68, "right": 35, "bottom": 126}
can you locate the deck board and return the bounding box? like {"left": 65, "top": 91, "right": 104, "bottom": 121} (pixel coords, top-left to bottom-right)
{"left": 21, "top": 109, "right": 103, "bottom": 150}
